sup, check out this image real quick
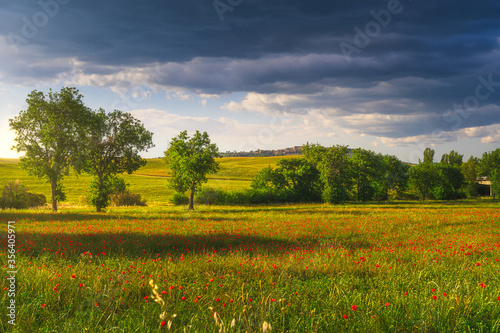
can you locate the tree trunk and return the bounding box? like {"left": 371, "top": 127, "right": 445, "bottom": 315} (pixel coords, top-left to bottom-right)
{"left": 50, "top": 177, "right": 58, "bottom": 212}
{"left": 96, "top": 176, "right": 104, "bottom": 213}
{"left": 188, "top": 182, "right": 195, "bottom": 210}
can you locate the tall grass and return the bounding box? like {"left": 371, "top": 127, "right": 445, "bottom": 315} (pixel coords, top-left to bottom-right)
{"left": 1, "top": 202, "right": 500, "bottom": 332}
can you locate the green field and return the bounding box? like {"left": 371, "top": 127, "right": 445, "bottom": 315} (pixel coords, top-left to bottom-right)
{"left": 0, "top": 156, "right": 294, "bottom": 206}
{"left": 1, "top": 158, "right": 500, "bottom": 332}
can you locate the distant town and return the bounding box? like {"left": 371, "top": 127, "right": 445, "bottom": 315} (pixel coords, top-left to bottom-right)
{"left": 220, "top": 146, "right": 303, "bottom": 157}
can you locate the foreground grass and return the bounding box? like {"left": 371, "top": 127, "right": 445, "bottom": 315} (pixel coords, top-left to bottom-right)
{"left": 1, "top": 202, "right": 500, "bottom": 332}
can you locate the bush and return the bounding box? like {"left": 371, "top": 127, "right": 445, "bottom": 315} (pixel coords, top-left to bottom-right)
{"left": 170, "top": 192, "right": 190, "bottom": 205}
{"left": 195, "top": 187, "right": 220, "bottom": 205}
{"left": 111, "top": 191, "right": 147, "bottom": 207}
{"left": 194, "top": 187, "right": 323, "bottom": 206}
{"left": 0, "top": 181, "right": 46, "bottom": 209}
{"left": 87, "top": 176, "right": 128, "bottom": 211}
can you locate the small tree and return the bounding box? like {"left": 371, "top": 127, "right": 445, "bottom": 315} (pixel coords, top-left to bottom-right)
{"left": 164, "top": 131, "right": 220, "bottom": 210}
{"left": 84, "top": 109, "right": 154, "bottom": 212}
{"left": 9, "top": 87, "right": 91, "bottom": 212}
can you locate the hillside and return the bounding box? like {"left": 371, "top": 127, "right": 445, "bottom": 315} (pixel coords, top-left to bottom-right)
{"left": 0, "top": 156, "right": 301, "bottom": 205}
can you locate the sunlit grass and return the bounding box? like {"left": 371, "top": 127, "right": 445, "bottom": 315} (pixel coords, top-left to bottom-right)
{"left": 0, "top": 157, "right": 291, "bottom": 205}
{"left": 1, "top": 202, "right": 500, "bottom": 332}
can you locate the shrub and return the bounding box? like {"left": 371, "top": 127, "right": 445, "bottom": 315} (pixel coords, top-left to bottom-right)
{"left": 195, "top": 187, "right": 219, "bottom": 205}
{"left": 0, "top": 181, "right": 46, "bottom": 209}
{"left": 26, "top": 192, "right": 47, "bottom": 208}
{"left": 170, "top": 192, "right": 190, "bottom": 205}
{"left": 111, "top": 191, "right": 147, "bottom": 207}
{"left": 87, "top": 176, "right": 127, "bottom": 211}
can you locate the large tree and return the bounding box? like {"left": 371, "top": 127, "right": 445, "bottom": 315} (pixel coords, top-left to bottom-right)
{"left": 9, "top": 87, "right": 91, "bottom": 212}
{"left": 84, "top": 109, "right": 154, "bottom": 212}
{"left": 164, "top": 130, "right": 220, "bottom": 210}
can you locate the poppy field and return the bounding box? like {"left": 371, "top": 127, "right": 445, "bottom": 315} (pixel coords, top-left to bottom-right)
{"left": 2, "top": 202, "right": 500, "bottom": 332}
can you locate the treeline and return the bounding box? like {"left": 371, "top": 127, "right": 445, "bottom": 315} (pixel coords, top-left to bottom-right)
{"left": 183, "top": 145, "right": 499, "bottom": 206}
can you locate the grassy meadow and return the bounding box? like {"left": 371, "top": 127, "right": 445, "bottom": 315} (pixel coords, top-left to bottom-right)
{"left": 1, "top": 157, "right": 500, "bottom": 332}
{"left": 0, "top": 156, "right": 293, "bottom": 205}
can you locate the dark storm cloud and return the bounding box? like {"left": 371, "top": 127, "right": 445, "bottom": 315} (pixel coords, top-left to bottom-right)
{"left": 1, "top": 0, "right": 500, "bottom": 139}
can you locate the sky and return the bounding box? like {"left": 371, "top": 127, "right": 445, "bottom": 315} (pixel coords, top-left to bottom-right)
{"left": 1, "top": 0, "right": 499, "bottom": 163}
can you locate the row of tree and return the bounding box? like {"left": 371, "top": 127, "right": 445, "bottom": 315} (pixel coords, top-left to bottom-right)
{"left": 163, "top": 131, "right": 500, "bottom": 209}
{"left": 10, "top": 87, "right": 154, "bottom": 212}
{"left": 248, "top": 145, "right": 499, "bottom": 204}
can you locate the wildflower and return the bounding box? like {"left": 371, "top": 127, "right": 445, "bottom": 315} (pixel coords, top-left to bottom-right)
{"left": 443, "top": 292, "right": 447, "bottom": 297}
{"left": 432, "top": 295, "right": 437, "bottom": 300}
{"left": 343, "top": 314, "right": 347, "bottom": 319}
{"left": 431, "top": 288, "right": 436, "bottom": 292}
{"left": 351, "top": 305, "right": 358, "bottom": 311}
{"left": 385, "top": 303, "right": 391, "bottom": 307}
{"left": 161, "top": 321, "right": 166, "bottom": 327}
